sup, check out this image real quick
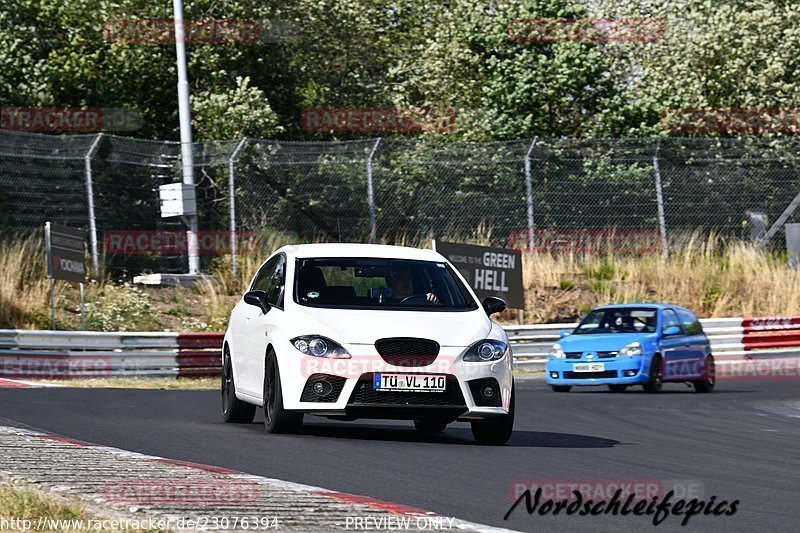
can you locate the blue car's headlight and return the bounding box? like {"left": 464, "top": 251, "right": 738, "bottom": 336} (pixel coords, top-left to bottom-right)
{"left": 620, "top": 341, "right": 643, "bottom": 357}
{"left": 550, "top": 343, "right": 565, "bottom": 358}
{"left": 463, "top": 339, "right": 508, "bottom": 362}
{"left": 290, "top": 336, "right": 351, "bottom": 358}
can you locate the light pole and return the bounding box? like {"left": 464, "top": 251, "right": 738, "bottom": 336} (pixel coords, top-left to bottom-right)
{"left": 172, "top": 0, "right": 200, "bottom": 274}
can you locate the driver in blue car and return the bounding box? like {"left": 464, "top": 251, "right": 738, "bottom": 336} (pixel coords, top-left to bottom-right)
{"left": 386, "top": 268, "right": 439, "bottom": 303}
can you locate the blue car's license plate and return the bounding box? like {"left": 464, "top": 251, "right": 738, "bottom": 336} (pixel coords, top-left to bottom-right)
{"left": 573, "top": 363, "right": 605, "bottom": 372}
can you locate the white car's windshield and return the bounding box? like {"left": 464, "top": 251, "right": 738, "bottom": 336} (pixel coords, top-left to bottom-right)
{"left": 294, "top": 257, "right": 478, "bottom": 311}
{"left": 573, "top": 308, "right": 658, "bottom": 334}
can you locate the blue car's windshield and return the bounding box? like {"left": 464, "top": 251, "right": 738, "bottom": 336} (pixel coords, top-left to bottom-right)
{"left": 574, "top": 308, "right": 658, "bottom": 334}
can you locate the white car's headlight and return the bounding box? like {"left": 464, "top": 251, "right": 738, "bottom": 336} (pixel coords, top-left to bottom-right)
{"left": 463, "top": 339, "right": 508, "bottom": 362}
{"left": 620, "top": 341, "right": 643, "bottom": 357}
{"left": 290, "top": 336, "right": 351, "bottom": 358}
{"left": 550, "top": 343, "right": 565, "bottom": 358}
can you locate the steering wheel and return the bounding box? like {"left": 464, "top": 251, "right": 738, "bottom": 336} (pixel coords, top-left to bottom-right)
{"left": 400, "top": 294, "right": 433, "bottom": 304}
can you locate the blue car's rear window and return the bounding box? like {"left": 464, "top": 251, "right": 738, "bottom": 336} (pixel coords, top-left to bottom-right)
{"left": 574, "top": 308, "right": 658, "bottom": 334}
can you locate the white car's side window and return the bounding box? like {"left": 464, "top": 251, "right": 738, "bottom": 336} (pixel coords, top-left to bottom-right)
{"left": 251, "top": 256, "right": 279, "bottom": 292}
{"left": 265, "top": 255, "right": 286, "bottom": 308}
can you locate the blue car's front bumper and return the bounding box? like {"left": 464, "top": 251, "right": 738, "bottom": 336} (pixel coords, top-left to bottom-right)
{"left": 545, "top": 356, "right": 648, "bottom": 386}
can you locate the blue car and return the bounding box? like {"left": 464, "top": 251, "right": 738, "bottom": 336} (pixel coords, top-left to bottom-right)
{"left": 546, "top": 304, "right": 715, "bottom": 393}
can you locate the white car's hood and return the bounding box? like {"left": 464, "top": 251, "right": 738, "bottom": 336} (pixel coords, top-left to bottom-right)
{"left": 290, "top": 306, "right": 492, "bottom": 346}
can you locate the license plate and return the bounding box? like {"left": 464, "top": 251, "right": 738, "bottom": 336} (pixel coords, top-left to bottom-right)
{"left": 374, "top": 373, "right": 446, "bottom": 392}
{"left": 573, "top": 363, "right": 605, "bottom": 372}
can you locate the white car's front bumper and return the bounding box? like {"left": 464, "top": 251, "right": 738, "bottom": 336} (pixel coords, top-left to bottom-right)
{"left": 278, "top": 344, "right": 514, "bottom": 420}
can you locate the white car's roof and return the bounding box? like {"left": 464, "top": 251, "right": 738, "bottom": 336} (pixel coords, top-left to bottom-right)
{"left": 276, "top": 243, "right": 446, "bottom": 261}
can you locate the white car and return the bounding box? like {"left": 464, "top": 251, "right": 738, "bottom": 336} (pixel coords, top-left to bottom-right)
{"left": 222, "top": 243, "right": 515, "bottom": 445}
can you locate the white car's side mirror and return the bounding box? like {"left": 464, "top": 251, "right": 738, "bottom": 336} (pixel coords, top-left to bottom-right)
{"left": 244, "top": 290, "right": 270, "bottom": 314}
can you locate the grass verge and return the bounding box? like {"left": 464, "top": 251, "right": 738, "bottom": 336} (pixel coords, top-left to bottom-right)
{"left": 0, "top": 481, "right": 158, "bottom": 532}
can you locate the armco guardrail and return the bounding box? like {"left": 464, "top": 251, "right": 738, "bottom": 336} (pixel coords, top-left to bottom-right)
{"left": 0, "top": 331, "right": 222, "bottom": 378}
{"left": 1, "top": 316, "right": 799, "bottom": 377}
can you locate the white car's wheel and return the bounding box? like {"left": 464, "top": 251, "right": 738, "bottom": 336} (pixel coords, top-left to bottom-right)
{"left": 263, "top": 350, "right": 303, "bottom": 433}
{"left": 221, "top": 346, "right": 256, "bottom": 424}
{"left": 471, "top": 385, "right": 514, "bottom": 445}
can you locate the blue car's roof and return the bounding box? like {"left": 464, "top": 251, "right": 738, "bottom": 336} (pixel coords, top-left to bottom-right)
{"left": 592, "top": 302, "right": 695, "bottom": 314}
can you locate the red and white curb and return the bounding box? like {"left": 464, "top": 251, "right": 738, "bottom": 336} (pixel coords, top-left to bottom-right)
{"left": 0, "top": 425, "right": 518, "bottom": 533}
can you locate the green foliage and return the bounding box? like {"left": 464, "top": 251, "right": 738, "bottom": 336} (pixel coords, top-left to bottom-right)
{"left": 583, "top": 262, "right": 617, "bottom": 281}
{"left": 2, "top": 0, "right": 798, "bottom": 141}
{"left": 559, "top": 279, "right": 575, "bottom": 290}
{"left": 192, "top": 76, "right": 283, "bottom": 140}
{"left": 85, "top": 282, "right": 157, "bottom": 331}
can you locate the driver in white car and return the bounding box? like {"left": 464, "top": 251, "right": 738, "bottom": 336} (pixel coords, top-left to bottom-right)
{"left": 386, "top": 267, "right": 439, "bottom": 303}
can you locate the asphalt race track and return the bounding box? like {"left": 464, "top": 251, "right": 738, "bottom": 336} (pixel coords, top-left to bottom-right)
{"left": 2, "top": 377, "right": 799, "bottom": 532}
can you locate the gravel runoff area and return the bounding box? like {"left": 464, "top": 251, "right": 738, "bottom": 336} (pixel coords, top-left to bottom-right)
{"left": 0, "top": 425, "right": 516, "bottom": 533}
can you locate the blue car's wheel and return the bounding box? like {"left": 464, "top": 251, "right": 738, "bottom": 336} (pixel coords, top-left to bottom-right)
{"left": 693, "top": 356, "right": 715, "bottom": 393}
{"left": 643, "top": 355, "right": 663, "bottom": 393}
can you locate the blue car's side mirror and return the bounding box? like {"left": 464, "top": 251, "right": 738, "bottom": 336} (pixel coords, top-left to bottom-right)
{"left": 559, "top": 329, "right": 571, "bottom": 338}
{"left": 662, "top": 325, "right": 681, "bottom": 336}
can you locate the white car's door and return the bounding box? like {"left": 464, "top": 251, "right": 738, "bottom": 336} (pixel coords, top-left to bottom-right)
{"left": 237, "top": 254, "right": 286, "bottom": 397}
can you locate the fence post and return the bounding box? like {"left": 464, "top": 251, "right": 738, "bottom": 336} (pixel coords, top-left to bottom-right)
{"left": 228, "top": 137, "right": 248, "bottom": 284}
{"left": 84, "top": 133, "right": 103, "bottom": 273}
{"left": 524, "top": 137, "right": 538, "bottom": 256}
{"left": 366, "top": 138, "right": 381, "bottom": 243}
{"left": 758, "top": 190, "right": 800, "bottom": 249}
{"left": 653, "top": 137, "right": 668, "bottom": 260}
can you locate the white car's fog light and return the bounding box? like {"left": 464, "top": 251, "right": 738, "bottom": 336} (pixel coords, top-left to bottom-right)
{"left": 312, "top": 379, "right": 332, "bottom": 396}
{"left": 481, "top": 385, "right": 495, "bottom": 399}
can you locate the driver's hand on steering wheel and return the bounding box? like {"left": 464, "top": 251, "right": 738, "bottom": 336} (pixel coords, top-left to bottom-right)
{"left": 426, "top": 292, "right": 440, "bottom": 303}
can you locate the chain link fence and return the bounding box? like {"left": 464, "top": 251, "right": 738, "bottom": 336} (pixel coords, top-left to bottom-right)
{"left": 1, "top": 130, "right": 798, "bottom": 275}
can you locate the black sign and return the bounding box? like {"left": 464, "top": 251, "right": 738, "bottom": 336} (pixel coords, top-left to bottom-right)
{"left": 48, "top": 223, "right": 85, "bottom": 283}
{"left": 434, "top": 240, "right": 524, "bottom": 309}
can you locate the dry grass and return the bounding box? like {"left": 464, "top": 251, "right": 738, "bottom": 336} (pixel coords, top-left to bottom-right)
{"left": 2, "top": 230, "right": 798, "bottom": 329}
{"left": 524, "top": 232, "right": 800, "bottom": 323}
{"left": 0, "top": 235, "right": 58, "bottom": 328}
